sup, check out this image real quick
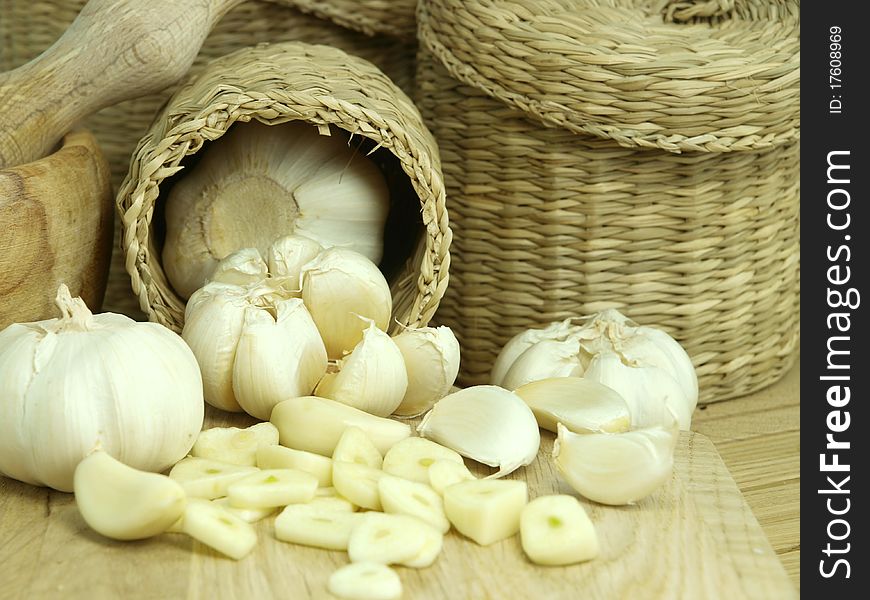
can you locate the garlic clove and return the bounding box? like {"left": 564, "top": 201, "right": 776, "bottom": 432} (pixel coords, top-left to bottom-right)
{"left": 305, "top": 494, "right": 357, "bottom": 513}
{"left": 391, "top": 325, "right": 461, "bottom": 417}
{"left": 417, "top": 386, "right": 540, "bottom": 478}
{"left": 328, "top": 562, "right": 403, "bottom": 600}
{"left": 442, "top": 479, "right": 528, "bottom": 546}
{"left": 180, "top": 498, "right": 258, "bottom": 560}
{"left": 331, "top": 461, "right": 385, "bottom": 511}
{"left": 226, "top": 468, "right": 318, "bottom": 509}
{"left": 490, "top": 319, "right": 579, "bottom": 387}
{"left": 347, "top": 512, "right": 440, "bottom": 566}
{"left": 500, "top": 339, "right": 585, "bottom": 391}
{"left": 267, "top": 234, "right": 324, "bottom": 290}
{"left": 314, "top": 321, "right": 408, "bottom": 417}
{"left": 378, "top": 474, "right": 450, "bottom": 534}
{"left": 256, "top": 445, "right": 333, "bottom": 487}
{"left": 73, "top": 450, "right": 186, "bottom": 541}
{"left": 232, "top": 297, "right": 328, "bottom": 420}
{"left": 275, "top": 504, "right": 364, "bottom": 551}
{"left": 209, "top": 247, "right": 269, "bottom": 288}
{"left": 300, "top": 248, "right": 392, "bottom": 359}
{"left": 192, "top": 422, "right": 279, "bottom": 466}
{"left": 332, "top": 426, "right": 384, "bottom": 469}
{"left": 513, "top": 377, "right": 631, "bottom": 434}
{"left": 520, "top": 495, "right": 598, "bottom": 566}
{"left": 270, "top": 396, "right": 411, "bottom": 457}
{"left": 552, "top": 421, "right": 678, "bottom": 506}
{"left": 168, "top": 457, "right": 258, "bottom": 499}
{"left": 381, "top": 436, "right": 464, "bottom": 484}
{"left": 428, "top": 459, "right": 476, "bottom": 495}
{"left": 211, "top": 498, "right": 276, "bottom": 523}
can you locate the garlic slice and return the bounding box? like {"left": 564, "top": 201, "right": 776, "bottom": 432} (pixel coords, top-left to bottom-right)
{"left": 332, "top": 461, "right": 385, "bottom": 511}
{"left": 314, "top": 321, "right": 408, "bottom": 417}
{"left": 73, "top": 451, "right": 186, "bottom": 541}
{"left": 428, "top": 460, "right": 476, "bottom": 495}
{"left": 391, "top": 325, "right": 461, "bottom": 417}
{"left": 513, "top": 377, "right": 631, "bottom": 434}
{"left": 417, "top": 386, "right": 540, "bottom": 478}
{"left": 210, "top": 247, "right": 269, "bottom": 288}
{"left": 552, "top": 421, "right": 678, "bottom": 506}
{"left": 226, "top": 468, "right": 318, "bottom": 508}
{"left": 192, "top": 422, "right": 279, "bottom": 466}
{"left": 442, "top": 479, "right": 528, "bottom": 546}
{"left": 333, "top": 427, "right": 383, "bottom": 469}
{"left": 256, "top": 445, "right": 333, "bottom": 487}
{"left": 520, "top": 495, "right": 598, "bottom": 565}
{"left": 212, "top": 498, "right": 276, "bottom": 523}
{"left": 347, "top": 512, "right": 442, "bottom": 567}
{"left": 500, "top": 338, "right": 585, "bottom": 391}
{"left": 270, "top": 396, "right": 411, "bottom": 456}
{"left": 275, "top": 504, "right": 364, "bottom": 551}
{"left": 378, "top": 475, "right": 450, "bottom": 533}
{"left": 490, "top": 319, "right": 579, "bottom": 387}
{"left": 168, "top": 457, "right": 258, "bottom": 499}
{"left": 381, "top": 437, "right": 464, "bottom": 484}
{"left": 180, "top": 498, "right": 258, "bottom": 560}
{"left": 328, "top": 562, "right": 402, "bottom": 600}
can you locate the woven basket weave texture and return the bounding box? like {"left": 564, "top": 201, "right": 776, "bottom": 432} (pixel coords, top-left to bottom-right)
{"left": 416, "top": 0, "right": 800, "bottom": 403}
{"left": 117, "top": 42, "right": 449, "bottom": 336}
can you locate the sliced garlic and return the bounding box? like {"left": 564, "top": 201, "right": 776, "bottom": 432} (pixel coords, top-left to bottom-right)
{"left": 417, "top": 386, "right": 540, "bottom": 478}
{"left": 270, "top": 396, "right": 411, "bottom": 456}
{"left": 168, "top": 457, "right": 258, "bottom": 499}
{"left": 180, "top": 498, "right": 257, "bottom": 560}
{"left": 400, "top": 524, "right": 444, "bottom": 568}
{"left": 552, "top": 421, "right": 678, "bottom": 505}
{"left": 305, "top": 494, "right": 357, "bottom": 513}
{"left": 332, "top": 426, "right": 383, "bottom": 469}
{"left": 314, "top": 321, "right": 408, "bottom": 417}
{"left": 381, "top": 436, "right": 464, "bottom": 484}
{"left": 428, "top": 459, "right": 476, "bottom": 495}
{"left": 73, "top": 450, "right": 186, "bottom": 541}
{"left": 212, "top": 497, "right": 276, "bottom": 523}
{"left": 490, "top": 319, "right": 579, "bottom": 387}
{"left": 226, "top": 468, "right": 318, "bottom": 508}
{"left": 267, "top": 234, "right": 324, "bottom": 290}
{"left": 275, "top": 504, "right": 363, "bottom": 551}
{"left": 328, "top": 562, "right": 402, "bottom": 600}
{"left": 347, "top": 512, "right": 442, "bottom": 567}
{"left": 209, "top": 247, "right": 269, "bottom": 288}
{"left": 520, "top": 495, "right": 598, "bottom": 565}
{"left": 513, "top": 377, "right": 631, "bottom": 434}
{"left": 332, "top": 461, "right": 386, "bottom": 511}
{"left": 442, "top": 479, "right": 528, "bottom": 546}
{"left": 301, "top": 247, "right": 392, "bottom": 359}
{"left": 192, "top": 422, "right": 279, "bottom": 466}
{"left": 501, "top": 338, "right": 584, "bottom": 391}
{"left": 378, "top": 474, "right": 450, "bottom": 533}
{"left": 391, "top": 325, "right": 461, "bottom": 417}
{"left": 256, "top": 445, "right": 332, "bottom": 487}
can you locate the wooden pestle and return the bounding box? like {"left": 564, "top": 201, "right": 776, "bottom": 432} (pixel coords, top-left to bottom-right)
{"left": 0, "top": 0, "right": 245, "bottom": 169}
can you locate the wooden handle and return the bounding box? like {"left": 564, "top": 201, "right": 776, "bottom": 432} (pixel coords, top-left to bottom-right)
{"left": 0, "top": 0, "right": 244, "bottom": 169}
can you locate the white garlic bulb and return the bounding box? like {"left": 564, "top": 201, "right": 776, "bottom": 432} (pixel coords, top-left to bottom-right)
{"left": 500, "top": 338, "right": 584, "bottom": 392}
{"left": 392, "top": 325, "right": 461, "bottom": 417}
{"left": 0, "top": 285, "right": 204, "bottom": 492}
{"left": 267, "top": 234, "right": 324, "bottom": 288}
{"left": 162, "top": 121, "right": 390, "bottom": 299}
{"left": 490, "top": 319, "right": 578, "bottom": 387}
{"left": 209, "top": 247, "right": 269, "bottom": 288}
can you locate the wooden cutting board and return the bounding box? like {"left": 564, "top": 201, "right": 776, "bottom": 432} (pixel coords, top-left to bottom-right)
{"left": 0, "top": 410, "right": 796, "bottom": 600}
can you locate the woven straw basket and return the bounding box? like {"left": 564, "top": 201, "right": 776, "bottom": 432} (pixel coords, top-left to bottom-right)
{"left": 116, "top": 42, "right": 449, "bottom": 335}
{"left": 417, "top": 0, "right": 800, "bottom": 403}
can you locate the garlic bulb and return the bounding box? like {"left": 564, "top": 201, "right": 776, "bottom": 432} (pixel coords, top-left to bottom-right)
{"left": 490, "top": 319, "right": 579, "bottom": 387}
{"left": 552, "top": 421, "right": 678, "bottom": 506}
{"left": 183, "top": 281, "right": 327, "bottom": 417}
{"left": 417, "top": 386, "right": 540, "bottom": 478}
{"left": 267, "top": 234, "right": 324, "bottom": 287}
{"left": 513, "top": 377, "right": 631, "bottom": 434}
{"left": 314, "top": 321, "right": 408, "bottom": 417}
{"left": 210, "top": 247, "right": 269, "bottom": 288}
{"left": 0, "top": 285, "right": 204, "bottom": 492}
{"left": 392, "top": 325, "right": 461, "bottom": 417}
{"left": 301, "top": 247, "right": 393, "bottom": 359}
{"left": 162, "top": 121, "right": 390, "bottom": 299}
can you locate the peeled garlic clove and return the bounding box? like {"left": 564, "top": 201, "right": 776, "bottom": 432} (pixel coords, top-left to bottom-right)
{"left": 212, "top": 497, "right": 276, "bottom": 523}
{"left": 391, "top": 325, "right": 461, "bottom": 417}
{"left": 442, "top": 479, "right": 528, "bottom": 546}
{"left": 552, "top": 421, "right": 678, "bottom": 506}
{"left": 301, "top": 248, "right": 392, "bottom": 359}
{"left": 210, "top": 247, "right": 269, "bottom": 287}
{"left": 192, "top": 422, "right": 279, "bottom": 466}
{"left": 513, "top": 376, "right": 631, "bottom": 434}
{"left": 520, "top": 495, "right": 598, "bottom": 566}
{"left": 417, "top": 386, "right": 540, "bottom": 478}
{"left": 227, "top": 468, "right": 318, "bottom": 508}
{"left": 168, "top": 457, "right": 258, "bottom": 499}
{"left": 271, "top": 396, "right": 411, "bottom": 457}
{"left": 583, "top": 351, "right": 692, "bottom": 429}
{"left": 500, "top": 339, "right": 584, "bottom": 391}
{"left": 381, "top": 437, "right": 464, "bottom": 484}
{"left": 428, "top": 459, "right": 476, "bottom": 495}
{"left": 347, "top": 512, "right": 439, "bottom": 566}
{"left": 328, "top": 562, "right": 402, "bottom": 600}
{"left": 267, "top": 234, "right": 324, "bottom": 288}
{"left": 180, "top": 498, "right": 257, "bottom": 560}
{"left": 275, "top": 504, "right": 364, "bottom": 551}
{"left": 256, "top": 445, "right": 332, "bottom": 487}
{"left": 315, "top": 321, "right": 407, "bottom": 417}
{"left": 232, "top": 297, "right": 328, "bottom": 420}
{"left": 491, "top": 319, "right": 579, "bottom": 387}
{"left": 73, "top": 450, "right": 186, "bottom": 541}
{"left": 333, "top": 426, "right": 383, "bottom": 469}
{"left": 332, "top": 461, "right": 385, "bottom": 511}
{"left": 378, "top": 474, "right": 450, "bottom": 534}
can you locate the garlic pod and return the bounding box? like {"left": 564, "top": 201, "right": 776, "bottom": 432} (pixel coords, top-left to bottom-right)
{"left": 314, "top": 321, "right": 407, "bottom": 417}
{"left": 583, "top": 351, "right": 692, "bottom": 430}
{"left": 417, "top": 386, "right": 540, "bottom": 478}
{"left": 513, "top": 377, "right": 631, "bottom": 434}
{"left": 500, "top": 338, "right": 585, "bottom": 391}
{"left": 552, "top": 421, "right": 678, "bottom": 506}
{"left": 301, "top": 248, "right": 393, "bottom": 358}
{"left": 267, "top": 234, "right": 323, "bottom": 286}
{"left": 0, "top": 285, "right": 204, "bottom": 492}
{"left": 210, "top": 247, "right": 269, "bottom": 288}
{"left": 391, "top": 325, "right": 461, "bottom": 417}
{"left": 162, "top": 121, "right": 390, "bottom": 299}
{"left": 490, "top": 319, "right": 579, "bottom": 387}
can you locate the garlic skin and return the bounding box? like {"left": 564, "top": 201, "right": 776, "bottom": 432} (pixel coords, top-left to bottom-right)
{"left": 552, "top": 422, "right": 678, "bottom": 506}
{"left": 301, "top": 248, "right": 393, "bottom": 359}
{"left": 417, "top": 386, "right": 540, "bottom": 478}
{"left": 0, "top": 285, "right": 204, "bottom": 492}
{"left": 391, "top": 325, "right": 461, "bottom": 417}
{"left": 513, "top": 377, "right": 631, "bottom": 434}
{"left": 210, "top": 247, "right": 269, "bottom": 288}
{"left": 500, "top": 338, "right": 585, "bottom": 391}
{"left": 162, "top": 121, "right": 390, "bottom": 299}
{"left": 490, "top": 319, "right": 578, "bottom": 387}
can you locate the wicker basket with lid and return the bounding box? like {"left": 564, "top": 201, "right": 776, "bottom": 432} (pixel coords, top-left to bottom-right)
{"left": 416, "top": 0, "right": 800, "bottom": 403}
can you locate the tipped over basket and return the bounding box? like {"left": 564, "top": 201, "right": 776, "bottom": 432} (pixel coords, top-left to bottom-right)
{"left": 117, "top": 42, "right": 449, "bottom": 333}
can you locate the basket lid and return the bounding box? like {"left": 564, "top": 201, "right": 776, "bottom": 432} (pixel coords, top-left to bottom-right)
{"left": 418, "top": 0, "right": 800, "bottom": 153}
